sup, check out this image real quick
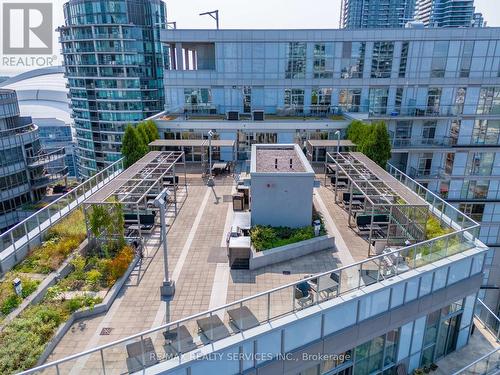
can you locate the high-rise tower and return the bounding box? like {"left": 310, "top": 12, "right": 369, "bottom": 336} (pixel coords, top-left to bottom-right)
{"left": 59, "top": 0, "right": 167, "bottom": 178}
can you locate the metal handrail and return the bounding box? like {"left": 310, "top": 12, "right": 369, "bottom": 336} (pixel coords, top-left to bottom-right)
{"left": 451, "top": 348, "right": 499, "bottom": 375}
{"left": 17, "top": 164, "right": 483, "bottom": 375}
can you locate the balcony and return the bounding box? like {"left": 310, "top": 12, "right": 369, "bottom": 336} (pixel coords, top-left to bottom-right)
{"left": 409, "top": 166, "right": 449, "bottom": 180}
{"left": 391, "top": 137, "right": 454, "bottom": 150}
{"left": 30, "top": 167, "right": 69, "bottom": 189}
{"left": 26, "top": 148, "right": 66, "bottom": 168}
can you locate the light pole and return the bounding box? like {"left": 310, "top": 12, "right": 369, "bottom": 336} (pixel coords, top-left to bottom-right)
{"left": 154, "top": 188, "right": 175, "bottom": 301}
{"left": 335, "top": 130, "right": 341, "bottom": 154}
{"left": 199, "top": 10, "right": 219, "bottom": 29}
{"left": 207, "top": 130, "right": 215, "bottom": 187}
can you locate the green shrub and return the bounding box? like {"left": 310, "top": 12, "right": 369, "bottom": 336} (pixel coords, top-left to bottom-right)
{"left": 0, "top": 303, "right": 68, "bottom": 373}
{"left": 15, "top": 210, "right": 86, "bottom": 274}
{"left": 1, "top": 294, "right": 21, "bottom": 315}
{"left": 250, "top": 225, "right": 319, "bottom": 251}
{"left": 0, "top": 275, "right": 40, "bottom": 317}
{"left": 0, "top": 295, "right": 102, "bottom": 373}
{"left": 85, "top": 269, "right": 102, "bottom": 291}
{"left": 426, "top": 215, "right": 452, "bottom": 239}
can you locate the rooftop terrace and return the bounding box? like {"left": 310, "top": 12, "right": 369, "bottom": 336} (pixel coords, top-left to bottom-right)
{"left": 18, "top": 152, "right": 486, "bottom": 375}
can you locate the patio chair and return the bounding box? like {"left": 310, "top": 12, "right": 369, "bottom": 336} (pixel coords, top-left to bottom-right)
{"left": 294, "top": 282, "right": 314, "bottom": 307}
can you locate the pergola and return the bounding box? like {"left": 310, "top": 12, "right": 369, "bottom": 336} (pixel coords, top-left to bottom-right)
{"left": 83, "top": 151, "right": 187, "bottom": 245}
{"left": 325, "top": 152, "right": 430, "bottom": 256}
{"left": 306, "top": 139, "right": 356, "bottom": 163}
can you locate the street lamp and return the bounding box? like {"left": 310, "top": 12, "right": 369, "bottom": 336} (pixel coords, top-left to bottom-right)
{"left": 335, "top": 130, "right": 341, "bottom": 154}
{"left": 199, "top": 10, "right": 219, "bottom": 29}
{"left": 207, "top": 130, "right": 215, "bottom": 187}
{"left": 154, "top": 188, "right": 175, "bottom": 299}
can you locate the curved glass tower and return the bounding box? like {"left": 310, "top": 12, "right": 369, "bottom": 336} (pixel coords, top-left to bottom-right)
{"left": 0, "top": 89, "right": 67, "bottom": 229}
{"left": 59, "top": 0, "right": 167, "bottom": 178}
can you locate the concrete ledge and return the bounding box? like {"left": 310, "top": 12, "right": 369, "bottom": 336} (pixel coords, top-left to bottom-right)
{"left": 249, "top": 235, "right": 335, "bottom": 270}
{"left": 35, "top": 255, "right": 140, "bottom": 366}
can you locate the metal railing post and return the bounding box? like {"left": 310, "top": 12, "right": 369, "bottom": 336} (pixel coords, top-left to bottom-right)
{"left": 100, "top": 349, "right": 106, "bottom": 375}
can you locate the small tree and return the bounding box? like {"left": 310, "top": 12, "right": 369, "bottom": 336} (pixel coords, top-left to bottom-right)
{"left": 88, "top": 201, "right": 125, "bottom": 258}
{"left": 144, "top": 119, "right": 159, "bottom": 142}
{"left": 346, "top": 120, "right": 365, "bottom": 144}
{"left": 346, "top": 120, "right": 392, "bottom": 168}
{"left": 122, "top": 125, "right": 146, "bottom": 168}
{"left": 137, "top": 123, "right": 149, "bottom": 145}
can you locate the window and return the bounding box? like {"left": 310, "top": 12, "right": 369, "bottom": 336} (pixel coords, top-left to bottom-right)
{"left": 243, "top": 86, "right": 251, "bottom": 113}
{"left": 461, "top": 180, "right": 489, "bottom": 200}
{"left": 183, "top": 88, "right": 212, "bottom": 109}
{"left": 454, "top": 88, "right": 467, "bottom": 115}
{"left": 460, "top": 41, "right": 474, "bottom": 78}
{"left": 284, "top": 89, "right": 305, "bottom": 111}
{"left": 371, "top": 42, "right": 394, "bottom": 78}
{"left": 450, "top": 120, "right": 461, "bottom": 145}
{"left": 285, "top": 42, "right": 307, "bottom": 79}
{"left": 466, "top": 152, "right": 494, "bottom": 176}
{"left": 472, "top": 120, "right": 500, "bottom": 145}
{"left": 431, "top": 41, "right": 449, "bottom": 78}
{"left": 313, "top": 43, "right": 334, "bottom": 79}
{"left": 459, "top": 203, "right": 485, "bottom": 222}
{"left": 311, "top": 88, "right": 332, "bottom": 113}
{"left": 341, "top": 42, "right": 365, "bottom": 79}
{"left": 399, "top": 42, "right": 409, "bottom": 78}
{"left": 422, "top": 121, "right": 436, "bottom": 141}
{"left": 353, "top": 330, "right": 398, "bottom": 374}
{"left": 339, "top": 89, "right": 361, "bottom": 112}
{"left": 369, "top": 87, "right": 389, "bottom": 115}
{"left": 477, "top": 87, "right": 500, "bottom": 115}
{"left": 395, "top": 87, "right": 404, "bottom": 113}
{"left": 426, "top": 88, "right": 442, "bottom": 115}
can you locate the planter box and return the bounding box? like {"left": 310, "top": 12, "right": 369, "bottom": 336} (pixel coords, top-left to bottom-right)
{"left": 35, "top": 255, "right": 140, "bottom": 366}
{"left": 249, "top": 235, "right": 335, "bottom": 270}
{"left": 0, "top": 239, "right": 90, "bottom": 331}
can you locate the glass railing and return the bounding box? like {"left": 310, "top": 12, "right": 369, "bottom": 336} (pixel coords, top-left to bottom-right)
{"left": 17, "top": 164, "right": 483, "bottom": 375}
{"left": 161, "top": 105, "right": 345, "bottom": 119}
{"left": 388, "top": 164, "right": 479, "bottom": 234}
{"left": 474, "top": 298, "right": 500, "bottom": 342}
{"left": 452, "top": 348, "right": 499, "bottom": 375}
{"left": 0, "top": 159, "right": 124, "bottom": 275}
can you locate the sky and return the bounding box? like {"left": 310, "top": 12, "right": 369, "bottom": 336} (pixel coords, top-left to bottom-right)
{"left": 0, "top": 0, "right": 498, "bottom": 76}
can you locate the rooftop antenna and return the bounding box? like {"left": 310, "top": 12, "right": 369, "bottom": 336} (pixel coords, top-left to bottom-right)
{"left": 199, "top": 10, "right": 219, "bottom": 29}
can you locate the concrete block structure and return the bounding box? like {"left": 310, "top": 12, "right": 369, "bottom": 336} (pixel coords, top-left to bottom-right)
{"left": 250, "top": 144, "right": 315, "bottom": 228}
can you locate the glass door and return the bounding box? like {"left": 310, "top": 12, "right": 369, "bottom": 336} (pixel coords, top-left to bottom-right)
{"left": 434, "top": 314, "right": 461, "bottom": 360}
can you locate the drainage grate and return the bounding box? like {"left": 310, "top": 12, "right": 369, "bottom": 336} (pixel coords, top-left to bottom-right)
{"left": 100, "top": 328, "right": 113, "bottom": 335}
{"left": 282, "top": 270, "right": 291, "bottom": 275}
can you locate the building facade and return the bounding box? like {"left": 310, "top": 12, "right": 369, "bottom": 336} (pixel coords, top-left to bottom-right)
{"left": 155, "top": 27, "right": 500, "bottom": 316}
{"left": 340, "top": 0, "right": 416, "bottom": 29}
{"left": 0, "top": 90, "right": 68, "bottom": 230}
{"left": 0, "top": 67, "right": 77, "bottom": 177}
{"left": 59, "top": 0, "right": 168, "bottom": 178}
{"left": 415, "top": 0, "right": 476, "bottom": 27}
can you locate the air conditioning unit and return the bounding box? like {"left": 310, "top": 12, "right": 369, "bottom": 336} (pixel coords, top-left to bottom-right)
{"left": 252, "top": 110, "right": 265, "bottom": 121}
{"left": 226, "top": 111, "right": 240, "bottom": 121}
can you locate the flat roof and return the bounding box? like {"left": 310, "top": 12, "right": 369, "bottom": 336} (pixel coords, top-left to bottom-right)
{"left": 307, "top": 139, "right": 356, "bottom": 147}
{"left": 149, "top": 139, "right": 235, "bottom": 148}
{"left": 251, "top": 144, "right": 314, "bottom": 174}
